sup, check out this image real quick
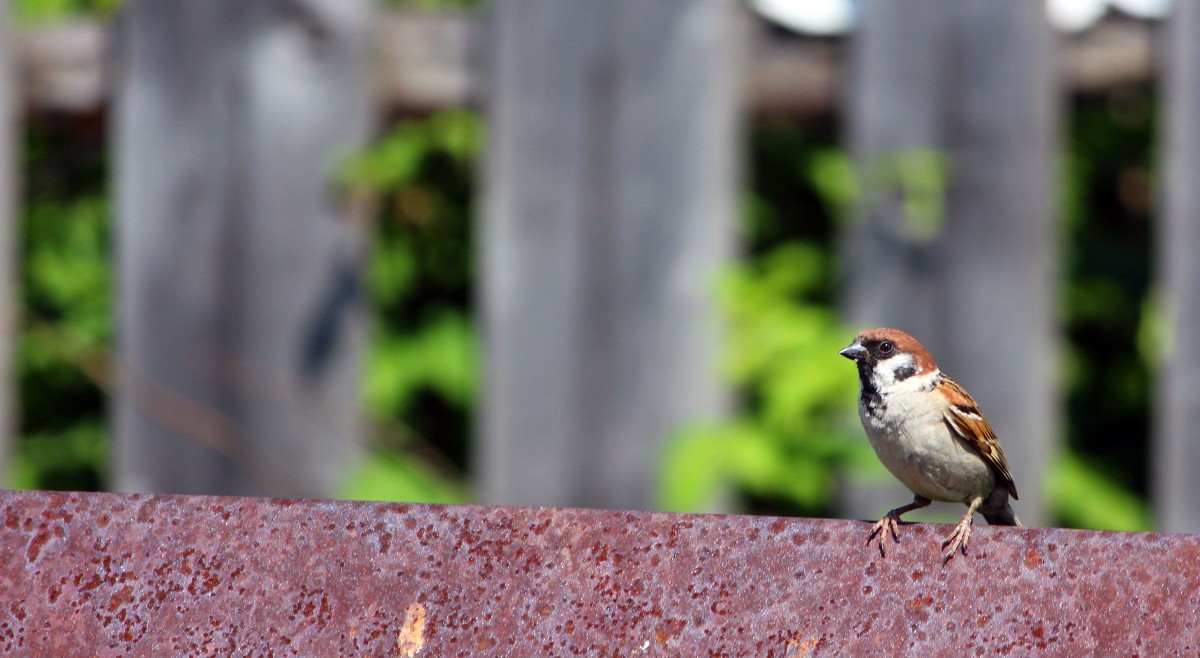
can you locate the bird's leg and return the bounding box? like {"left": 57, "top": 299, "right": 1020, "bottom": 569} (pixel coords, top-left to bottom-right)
{"left": 868, "top": 495, "right": 931, "bottom": 557}
{"left": 942, "top": 496, "right": 983, "bottom": 564}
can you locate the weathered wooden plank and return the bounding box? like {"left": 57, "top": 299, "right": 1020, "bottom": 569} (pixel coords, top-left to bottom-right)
{"left": 1154, "top": 0, "right": 1200, "bottom": 532}
{"left": 939, "top": 1, "right": 1058, "bottom": 528}
{"left": 0, "top": 0, "right": 15, "bottom": 476}
{"left": 3, "top": 490, "right": 1200, "bottom": 655}
{"left": 111, "top": 1, "right": 373, "bottom": 496}
{"left": 476, "top": 0, "right": 740, "bottom": 509}
{"left": 841, "top": 0, "right": 1057, "bottom": 526}
{"left": 15, "top": 12, "right": 1159, "bottom": 117}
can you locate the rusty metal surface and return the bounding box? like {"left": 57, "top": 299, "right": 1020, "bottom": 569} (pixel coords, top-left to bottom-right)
{"left": 1, "top": 491, "right": 1197, "bottom": 656}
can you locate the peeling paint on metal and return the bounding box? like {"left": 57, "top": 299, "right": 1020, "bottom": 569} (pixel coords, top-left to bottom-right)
{"left": 396, "top": 602, "right": 426, "bottom": 657}
{"left": 787, "top": 633, "right": 822, "bottom": 657}
{"left": 0, "top": 490, "right": 1198, "bottom": 656}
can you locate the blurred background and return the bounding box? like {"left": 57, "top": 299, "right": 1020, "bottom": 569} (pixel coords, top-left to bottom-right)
{"left": 5, "top": 0, "right": 1197, "bottom": 532}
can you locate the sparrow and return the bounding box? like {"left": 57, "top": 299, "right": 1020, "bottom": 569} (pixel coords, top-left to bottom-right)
{"left": 839, "top": 328, "right": 1020, "bottom": 563}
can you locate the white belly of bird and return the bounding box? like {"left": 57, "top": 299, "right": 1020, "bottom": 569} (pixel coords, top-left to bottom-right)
{"left": 860, "top": 393, "right": 995, "bottom": 503}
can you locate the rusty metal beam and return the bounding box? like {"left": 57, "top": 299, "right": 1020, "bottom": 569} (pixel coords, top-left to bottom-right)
{"left": 1, "top": 490, "right": 1197, "bottom": 656}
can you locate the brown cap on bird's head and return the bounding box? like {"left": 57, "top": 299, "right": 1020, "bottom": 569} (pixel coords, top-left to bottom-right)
{"left": 839, "top": 327, "right": 938, "bottom": 373}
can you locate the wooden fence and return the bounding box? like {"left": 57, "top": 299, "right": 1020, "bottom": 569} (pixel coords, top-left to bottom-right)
{"left": 476, "top": 0, "right": 739, "bottom": 509}
{"left": 111, "top": 0, "right": 373, "bottom": 497}
{"left": 1, "top": 2, "right": 1197, "bottom": 530}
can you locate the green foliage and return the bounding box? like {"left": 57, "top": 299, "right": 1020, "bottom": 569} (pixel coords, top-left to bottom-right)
{"left": 659, "top": 243, "right": 868, "bottom": 513}
{"left": 13, "top": 0, "right": 117, "bottom": 491}
{"left": 9, "top": 423, "right": 106, "bottom": 491}
{"left": 23, "top": 198, "right": 110, "bottom": 346}
{"left": 12, "top": 0, "right": 480, "bottom": 24}
{"left": 341, "top": 112, "right": 480, "bottom": 194}
{"left": 340, "top": 451, "right": 466, "bottom": 503}
{"left": 364, "top": 312, "right": 475, "bottom": 416}
{"left": 14, "top": 0, "right": 120, "bottom": 23}
{"left": 1059, "top": 88, "right": 1156, "bottom": 507}
{"left": 807, "top": 149, "right": 859, "bottom": 221}
{"left": 337, "top": 110, "right": 482, "bottom": 503}
{"left": 822, "top": 147, "right": 951, "bottom": 241}
{"left": 12, "top": 0, "right": 479, "bottom": 25}
{"left": 13, "top": 198, "right": 110, "bottom": 489}
{"left": 14, "top": 116, "right": 111, "bottom": 491}
{"left": 1049, "top": 449, "right": 1151, "bottom": 531}
{"left": 661, "top": 125, "right": 871, "bottom": 516}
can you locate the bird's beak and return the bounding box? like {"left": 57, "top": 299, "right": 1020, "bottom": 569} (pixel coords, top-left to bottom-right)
{"left": 839, "top": 341, "right": 867, "bottom": 362}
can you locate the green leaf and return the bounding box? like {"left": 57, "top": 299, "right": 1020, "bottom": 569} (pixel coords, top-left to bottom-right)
{"left": 339, "top": 451, "right": 466, "bottom": 504}
{"left": 362, "top": 312, "right": 477, "bottom": 417}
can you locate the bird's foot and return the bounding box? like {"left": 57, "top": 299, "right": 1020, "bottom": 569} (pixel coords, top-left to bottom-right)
{"left": 867, "top": 513, "right": 903, "bottom": 557}
{"left": 941, "top": 514, "right": 974, "bottom": 564}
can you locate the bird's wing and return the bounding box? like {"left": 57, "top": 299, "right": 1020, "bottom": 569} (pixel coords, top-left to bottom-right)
{"left": 938, "top": 377, "right": 1019, "bottom": 500}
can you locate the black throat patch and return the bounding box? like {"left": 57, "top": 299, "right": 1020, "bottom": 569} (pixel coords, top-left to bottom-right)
{"left": 857, "top": 362, "right": 884, "bottom": 411}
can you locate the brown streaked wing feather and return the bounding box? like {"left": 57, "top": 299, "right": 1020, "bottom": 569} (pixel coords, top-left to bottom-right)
{"left": 937, "top": 377, "right": 1019, "bottom": 499}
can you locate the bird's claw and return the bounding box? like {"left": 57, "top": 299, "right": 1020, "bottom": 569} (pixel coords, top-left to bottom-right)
{"left": 941, "top": 518, "right": 973, "bottom": 564}
{"left": 867, "top": 514, "right": 902, "bottom": 557}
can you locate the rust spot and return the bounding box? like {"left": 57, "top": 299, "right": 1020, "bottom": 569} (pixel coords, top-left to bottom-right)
{"left": 26, "top": 528, "right": 53, "bottom": 563}
{"left": 906, "top": 594, "right": 934, "bottom": 611}
{"left": 655, "top": 619, "right": 686, "bottom": 644}
{"left": 135, "top": 498, "right": 159, "bottom": 524}
{"left": 1024, "top": 548, "right": 1044, "bottom": 569}
{"left": 396, "top": 601, "right": 427, "bottom": 657}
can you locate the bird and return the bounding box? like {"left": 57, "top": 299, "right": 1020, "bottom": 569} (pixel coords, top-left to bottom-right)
{"left": 839, "top": 327, "right": 1020, "bottom": 563}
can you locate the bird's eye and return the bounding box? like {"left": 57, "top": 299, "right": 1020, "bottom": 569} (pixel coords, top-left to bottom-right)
{"left": 878, "top": 341, "right": 894, "bottom": 355}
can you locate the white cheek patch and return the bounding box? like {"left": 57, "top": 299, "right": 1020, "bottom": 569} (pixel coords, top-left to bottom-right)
{"left": 873, "top": 354, "right": 939, "bottom": 394}
{"left": 873, "top": 353, "right": 915, "bottom": 386}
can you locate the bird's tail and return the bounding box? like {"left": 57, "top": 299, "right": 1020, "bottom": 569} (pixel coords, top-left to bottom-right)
{"left": 983, "top": 503, "right": 1021, "bottom": 527}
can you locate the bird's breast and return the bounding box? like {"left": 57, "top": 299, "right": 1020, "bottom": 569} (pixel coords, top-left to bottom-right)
{"left": 858, "top": 391, "right": 995, "bottom": 503}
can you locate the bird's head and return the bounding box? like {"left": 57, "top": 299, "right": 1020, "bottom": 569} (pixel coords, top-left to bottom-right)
{"left": 839, "top": 327, "right": 938, "bottom": 387}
